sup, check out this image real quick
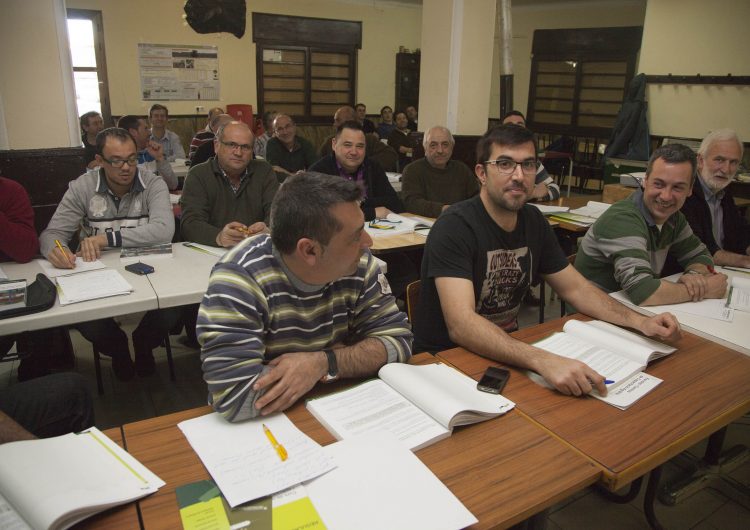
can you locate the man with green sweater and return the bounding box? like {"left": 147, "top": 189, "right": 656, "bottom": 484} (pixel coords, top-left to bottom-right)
{"left": 401, "top": 126, "right": 478, "bottom": 217}
{"left": 180, "top": 121, "right": 279, "bottom": 246}
{"left": 575, "top": 144, "right": 727, "bottom": 306}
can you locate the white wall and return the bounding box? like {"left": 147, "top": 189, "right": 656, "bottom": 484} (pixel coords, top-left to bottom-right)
{"left": 638, "top": 0, "right": 750, "bottom": 139}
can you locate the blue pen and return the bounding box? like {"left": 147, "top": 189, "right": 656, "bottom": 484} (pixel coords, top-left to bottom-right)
{"left": 604, "top": 379, "right": 615, "bottom": 385}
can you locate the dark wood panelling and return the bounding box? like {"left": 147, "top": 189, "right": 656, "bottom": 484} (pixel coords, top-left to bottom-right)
{"left": 532, "top": 27, "right": 642, "bottom": 56}
{"left": 252, "top": 13, "right": 361, "bottom": 48}
{"left": 0, "top": 148, "right": 87, "bottom": 234}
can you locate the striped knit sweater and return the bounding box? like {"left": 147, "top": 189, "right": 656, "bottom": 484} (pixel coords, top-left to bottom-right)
{"left": 575, "top": 189, "right": 712, "bottom": 304}
{"left": 198, "top": 234, "right": 413, "bottom": 421}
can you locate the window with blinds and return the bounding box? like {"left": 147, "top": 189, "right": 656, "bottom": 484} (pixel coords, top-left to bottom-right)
{"left": 527, "top": 27, "right": 642, "bottom": 137}
{"left": 253, "top": 14, "right": 361, "bottom": 123}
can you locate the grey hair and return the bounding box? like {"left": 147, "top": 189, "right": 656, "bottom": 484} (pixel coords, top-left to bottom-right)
{"left": 698, "top": 128, "right": 743, "bottom": 159}
{"left": 423, "top": 126, "right": 455, "bottom": 148}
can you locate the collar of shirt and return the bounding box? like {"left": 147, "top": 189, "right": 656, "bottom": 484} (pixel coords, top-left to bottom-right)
{"left": 631, "top": 187, "right": 674, "bottom": 228}
{"left": 697, "top": 174, "right": 725, "bottom": 203}
{"left": 95, "top": 167, "right": 144, "bottom": 202}
{"left": 215, "top": 163, "right": 248, "bottom": 193}
{"left": 334, "top": 157, "right": 367, "bottom": 199}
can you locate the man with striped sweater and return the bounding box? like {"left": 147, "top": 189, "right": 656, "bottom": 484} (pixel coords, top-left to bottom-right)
{"left": 198, "top": 172, "right": 413, "bottom": 421}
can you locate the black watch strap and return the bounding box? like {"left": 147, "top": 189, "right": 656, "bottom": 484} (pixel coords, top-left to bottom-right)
{"left": 322, "top": 349, "right": 339, "bottom": 382}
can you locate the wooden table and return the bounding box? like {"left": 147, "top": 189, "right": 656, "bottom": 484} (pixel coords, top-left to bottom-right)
{"left": 435, "top": 315, "right": 750, "bottom": 490}
{"left": 369, "top": 213, "right": 433, "bottom": 254}
{"left": 114, "top": 353, "right": 599, "bottom": 529}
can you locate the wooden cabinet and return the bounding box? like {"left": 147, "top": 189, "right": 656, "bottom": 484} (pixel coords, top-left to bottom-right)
{"left": 395, "top": 52, "right": 420, "bottom": 113}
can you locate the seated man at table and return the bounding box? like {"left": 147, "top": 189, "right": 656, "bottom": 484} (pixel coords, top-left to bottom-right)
{"left": 310, "top": 120, "right": 403, "bottom": 221}
{"left": 190, "top": 114, "right": 234, "bottom": 168}
{"left": 414, "top": 125, "right": 682, "bottom": 396}
{"left": 1, "top": 372, "right": 93, "bottom": 443}
{"left": 80, "top": 111, "right": 104, "bottom": 169}
{"left": 180, "top": 121, "right": 279, "bottom": 247}
{"left": 502, "top": 111, "right": 561, "bottom": 201}
{"left": 253, "top": 110, "right": 276, "bottom": 159}
{"left": 189, "top": 106, "right": 224, "bottom": 160}
{"left": 149, "top": 104, "right": 186, "bottom": 162}
{"left": 198, "top": 172, "right": 412, "bottom": 421}
{"left": 387, "top": 111, "right": 419, "bottom": 171}
{"left": 680, "top": 129, "right": 750, "bottom": 268}
{"left": 118, "top": 114, "right": 178, "bottom": 190}
{"left": 319, "top": 106, "right": 398, "bottom": 172}
{"left": 355, "top": 102, "right": 376, "bottom": 134}
{"left": 0, "top": 176, "right": 38, "bottom": 264}
{"left": 40, "top": 127, "right": 179, "bottom": 379}
{"left": 265, "top": 114, "right": 317, "bottom": 181}
{"left": 401, "top": 126, "right": 478, "bottom": 217}
{"left": 575, "top": 143, "right": 727, "bottom": 306}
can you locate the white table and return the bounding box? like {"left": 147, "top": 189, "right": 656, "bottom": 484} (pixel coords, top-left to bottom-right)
{"left": 610, "top": 267, "right": 750, "bottom": 356}
{"left": 148, "top": 243, "right": 220, "bottom": 308}
{"left": 170, "top": 160, "right": 189, "bottom": 179}
{"left": 0, "top": 251, "right": 158, "bottom": 336}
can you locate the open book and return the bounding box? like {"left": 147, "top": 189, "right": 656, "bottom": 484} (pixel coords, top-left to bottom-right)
{"left": 532, "top": 320, "right": 675, "bottom": 409}
{"left": 306, "top": 363, "right": 515, "bottom": 451}
{"left": 727, "top": 275, "right": 750, "bottom": 312}
{"left": 365, "top": 213, "right": 434, "bottom": 238}
{"left": 0, "top": 427, "right": 164, "bottom": 530}
{"left": 568, "top": 200, "right": 611, "bottom": 219}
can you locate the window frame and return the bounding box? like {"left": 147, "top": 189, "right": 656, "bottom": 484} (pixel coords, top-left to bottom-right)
{"left": 66, "top": 8, "right": 111, "bottom": 127}
{"left": 253, "top": 13, "right": 361, "bottom": 123}
{"left": 526, "top": 27, "right": 642, "bottom": 137}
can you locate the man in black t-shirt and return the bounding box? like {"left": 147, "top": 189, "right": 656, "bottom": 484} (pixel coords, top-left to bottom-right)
{"left": 414, "top": 125, "right": 682, "bottom": 397}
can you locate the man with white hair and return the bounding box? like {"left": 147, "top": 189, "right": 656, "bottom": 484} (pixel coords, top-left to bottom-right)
{"left": 680, "top": 129, "right": 749, "bottom": 268}
{"left": 401, "top": 126, "right": 478, "bottom": 217}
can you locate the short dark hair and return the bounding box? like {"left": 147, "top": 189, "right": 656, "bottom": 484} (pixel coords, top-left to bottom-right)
{"left": 476, "top": 125, "right": 537, "bottom": 165}
{"left": 271, "top": 172, "right": 364, "bottom": 254}
{"left": 80, "top": 111, "right": 101, "bottom": 129}
{"left": 95, "top": 127, "right": 136, "bottom": 156}
{"left": 647, "top": 143, "right": 697, "bottom": 176}
{"left": 502, "top": 110, "right": 526, "bottom": 122}
{"left": 380, "top": 106, "right": 393, "bottom": 116}
{"left": 148, "top": 104, "right": 168, "bottom": 117}
{"left": 335, "top": 120, "right": 364, "bottom": 138}
{"left": 116, "top": 115, "right": 144, "bottom": 133}
{"left": 355, "top": 103, "right": 366, "bottom": 111}
{"left": 394, "top": 111, "right": 407, "bottom": 121}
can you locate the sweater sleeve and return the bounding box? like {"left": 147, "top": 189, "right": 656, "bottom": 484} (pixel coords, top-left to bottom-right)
{"left": 0, "top": 180, "right": 39, "bottom": 263}
{"left": 39, "top": 178, "right": 90, "bottom": 258}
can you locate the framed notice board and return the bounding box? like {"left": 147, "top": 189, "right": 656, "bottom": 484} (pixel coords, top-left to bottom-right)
{"left": 138, "top": 43, "right": 220, "bottom": 101}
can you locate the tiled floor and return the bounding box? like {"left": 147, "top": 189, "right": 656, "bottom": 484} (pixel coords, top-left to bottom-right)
{"left": 1, "top": 282, "right": 748, "bottom": 529}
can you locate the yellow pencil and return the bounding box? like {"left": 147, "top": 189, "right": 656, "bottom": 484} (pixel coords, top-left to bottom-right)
{"left": 262, "top": 423, "right": 288, "bottom": 462}
{"left": 54, "top": 239, "right": 74, "bottom": 268}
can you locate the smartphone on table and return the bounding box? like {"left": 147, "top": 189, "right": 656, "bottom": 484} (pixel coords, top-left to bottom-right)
{"left": 477, "top": 366, "right": 510, "bottom": 394}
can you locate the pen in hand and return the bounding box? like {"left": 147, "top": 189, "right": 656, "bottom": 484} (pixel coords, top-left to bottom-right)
{"left": 263, "top": 423, "right": 288, "bottom": 462}
{"left": 54, "top": 239, "right": 76, "bottom": 269}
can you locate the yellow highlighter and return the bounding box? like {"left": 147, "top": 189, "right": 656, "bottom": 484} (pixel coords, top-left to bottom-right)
{"left": 263, "top": 423, "right": 288, "bottom": 462}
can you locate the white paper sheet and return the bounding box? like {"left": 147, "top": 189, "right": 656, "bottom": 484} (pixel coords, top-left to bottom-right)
{"left": 36, "top": 257, "right": 106, "bottom": 278}
{"left": 610, "top": 290, "right": 734, "bottom": 322}
{"left": 56, "top": 269, "right": 133, "bottom": 305}
{"left": 177, "top": 412, "right": 336, "bottom": 508}
{"left": 305, "top": 432, "right": 477, "bottom": 530}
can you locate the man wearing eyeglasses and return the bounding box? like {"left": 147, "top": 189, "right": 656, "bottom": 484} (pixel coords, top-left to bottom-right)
{"left": 40, "top": 127, "right": 178, "bottom": 379}
{"left": 180, "top": 121, "right": 279, "bottom": 248}
{"left": 414, "top": 125, "right": 682, "bottom": 397}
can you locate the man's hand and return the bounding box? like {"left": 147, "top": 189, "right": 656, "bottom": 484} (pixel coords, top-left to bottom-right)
{"left": 374, "top": 206, "right": 393, "bottom": 219}
{"left": 244, "top": 221, "right": 269, "bottom": 236}
{"left": 640, "top": 312, "right": 682, "bottom": 342}
{"left": 678, "top": 272, "right": 727, "bottom": 301}
{"left": 216, "top": 222, "right": 249, "bottom": 247}
{"left": 535, "top": 350, "right": 608, "bottom": 396}
{"left": 47, "top": 246, "right": 76, "bottom": 269}
{"left": 77, "top": 235, "right": 107, "bottom": 262}
{"left": 252, "top": 352, "right": 328, "bottom": 415}
{"left": 146, "top": 140, "right": 165, "bottom": 161}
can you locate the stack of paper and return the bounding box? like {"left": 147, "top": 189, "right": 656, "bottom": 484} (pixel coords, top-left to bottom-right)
{"left": 56, "top": 269, "right": 134, "bottom": 305}
{"left": 531, "top": 204, "right": 570, "bottom": 215}
{"left": 365, "top": 213, "right": 434, "bottom": 238}
{"left": 37, "top": 258, "right": 106, "bottom": 278}
{"left": 177, "top": 413, "right": 336, "bottom": 508}
{"left": 569, "top": 200, "right": 611, "bottom": 219}
{"left": 727, "top": 276, "right": 750, "bottom": 312}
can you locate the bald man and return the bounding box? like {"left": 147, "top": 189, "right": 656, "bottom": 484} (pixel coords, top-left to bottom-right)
{"left": 265, "top": 114, "right": 317, "bottom": 180}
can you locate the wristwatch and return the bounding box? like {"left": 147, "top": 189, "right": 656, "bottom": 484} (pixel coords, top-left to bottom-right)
{"left": 321, "top": 349, "right": 339, "bottom": 382}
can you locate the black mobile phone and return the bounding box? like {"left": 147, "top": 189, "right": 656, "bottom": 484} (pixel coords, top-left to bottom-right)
{"left": 477, "top": 366, "right": 510, "bottom": 394}
{"left": 124, "top": 262, "right": 155, "bottom": 275}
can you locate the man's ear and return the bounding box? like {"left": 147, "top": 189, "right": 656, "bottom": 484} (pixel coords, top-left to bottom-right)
{"left": 94, "top": 154, "right": 104, "bottom": 164}
{"left": 296, "top": 238, "right": 320, "bottom": 267}
{"left": 475, "top": 163, "right": 486, "bottom": 185}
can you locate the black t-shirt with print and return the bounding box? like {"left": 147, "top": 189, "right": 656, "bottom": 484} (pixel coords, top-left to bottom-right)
{"left": 413, "top": 195, "right": 568, "bottom": 353}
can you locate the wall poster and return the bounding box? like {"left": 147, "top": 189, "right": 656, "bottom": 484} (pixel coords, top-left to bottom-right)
{"left": 138, "top": 43, "right": 219, "bottom": 101}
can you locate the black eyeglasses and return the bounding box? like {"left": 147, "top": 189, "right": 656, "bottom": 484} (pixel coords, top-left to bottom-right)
{"left": 101, "top": 156, "right": 138, "bottom": 168}
{"left": 219, "top": 140, "right": 252, "bottom": 152}
{"left": 484, "top": 158, "right": 539, "bottom": 175}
